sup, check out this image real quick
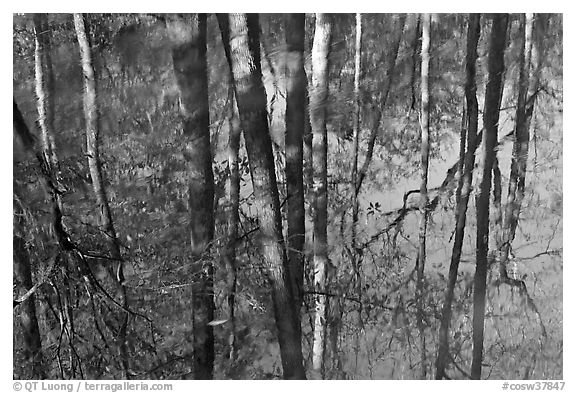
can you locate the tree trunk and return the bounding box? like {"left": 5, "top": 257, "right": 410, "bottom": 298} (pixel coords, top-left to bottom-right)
{"left": 165, "top": 13, "right": 215, "bottom": 380}
{"left": 454, "top": 103, "right": 467, "bottom": 214}
{"left": 310, "top": 13, "right": 332, "bottom": 379}
{"left": 493, "top": 14, "right": 548, "bottom": 337}
{"left": 499, "top": 13, "right": 536, "bottom": 279}
{"left": 74, "top": 13, "right": 130, "bottom": 379}
{"left": 410, "top": 15, "right": 421, "bottom": 111}
{"left": 350, "top": 12, "right": 363, "bottom": 374}
{"left": 416, "top": 13, "right": 431, "bottom": 380}
{"left": 302, "top": 20, "right": 314, "bottom": 324}
{"left": 471, "top": 13, "right": 509, "bottom": 380}
{"left": 33, "top": 13, "right": 74, "bottom": 378}
{"left": 351, "top": 12, "right": 362, "bottom": 253}
{"left": 217, "top": 33, "right": 244, "bottom": 372}
{"left": 33, "top": 13, "right": 59, "bottom": 182}
{"left": 435, "top": 13, "right": 481, "bottom": 380}
{"left": 284, "top": 13, "right": 306, "bottom": 315}
{"left": 303, "top": 92, "right": 313, "bottom": 198}
{"left": 223, "top": 82, "right": 241, "bottom": 368}
{"left": 217, "top": 13, "right": 306, "bottom": 380}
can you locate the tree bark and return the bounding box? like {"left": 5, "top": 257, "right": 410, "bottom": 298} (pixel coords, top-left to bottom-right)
{"left": 223, "top": 82, "right": 241, "bottom": 367}
{"left": 416, "top": 13, "right": 431, "bottom": 380}
{"left": 284, "top": 13, "right": 306, "bottom": 315}
{"left": 499, "top": 13, "right": 537, "bottom": 279}
{"left": 165, "top": 13, "right": 215, "bottom": 380}
{"left": 303, "top": 91, "right": 313, "bottom": 198}
{"left": 310, "top": 13, "right": 332, "bottom": 379}
{"left": 350, "top": 12, "right": 364, "bottom": 373}
{"left": 351, "top": 12, "right": 362, "bottom": 253}
{"left": 216, "top": 36, "right": 243, "bottom": 372}
{"left": 33, "top": 13, "right": 73, "bottom": 378}
{"left": 435, "top": 13, "right": 481, "bottom": 380}
{"left": 493, "top": 14, "right": 548, "bottom": 337}
{"left": 410, "top": 15, "right": 421, "bottom": 111}
{"left": 454, "top": 103, "right": 467, "bottom": 214}
{"left": 74, "top": 13, "right": 130, "bottom": 379}
{"left": 471, "top": 13, "right": 509, "bottom": 380}
{"left": 217, "top": 13, "right": 306, "bottom": 380}
{"left": 33, "top": 13, "right": 59, "bottom": 181}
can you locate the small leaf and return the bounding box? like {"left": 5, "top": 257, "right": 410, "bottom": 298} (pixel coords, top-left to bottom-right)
{"left": 207, "top": 319, "right": 228, "bottom": 326}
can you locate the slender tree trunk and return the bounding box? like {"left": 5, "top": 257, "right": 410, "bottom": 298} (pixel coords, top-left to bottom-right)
{"left": 13, "top": 197, "right": 45, "bottom": 379}
{"left": 310, "top": 13, "right": 332, "bottom": 379}
{"left": 493, "top": 15, "right": 548, "bottom": 337}
{"left": 471, "top": 13, "right": 509, "bottom": 380}
{"left": 260, "top": 36, "right": 279, "bottom": 128}
{"left": 499, "top": 13, "right": 536, "bottom": 279}
{"left": 525, "top": 15, "right": 544, "bottom": 126}
{"left": 410, "top": 15, "right": 421, "bottom": 111}
{"left": 302, "top": 29, "right": 314, "bottom": 325}
{"left": 217, "top": 13, "right": 306, "bottom": 380}
{"left": 454, "top": 103, "right": 467, "bottom": 213}
{"left": 303, "top": 94, "right": 313, "bottom": 197}
{"left": 435, "top": 13, "right": 481, "bottom": 380}
{"left": 284, "top": 13, "right": 306, "bottom": 315}
{"left": 74, "top": 13, "right": 130, "bottom": 379}
{"left": 303, "top": 20, "right": 314, "bottom": 198}
{"left": 302, "top": 35, "right": 315, "bottom": 365}
{"left": 350, "top": 12, "right": 364, "bottom": 374}
{"left": 33, "top": 13, "right": 77, "bottom": 377}
{"left": 224, "top": 82, "right": 241, "bottom": 367}
{"left": 416, "top": 13, "right": 431, "bottom": 380}
{"left": 351, "top": 12, "right": 362, "bottom": 254}
{"left": 493, "top": 155, "right": 503, "bottom": 247}
{"left": 165, "top": 13, "right": 215, "bottom": 380}
{"left": 33, "top": 13, "right": 59, "bottom": 182}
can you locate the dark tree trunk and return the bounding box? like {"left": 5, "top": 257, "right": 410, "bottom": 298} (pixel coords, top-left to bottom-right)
{"left": 471, "top": 13, "right": 509, "bottom": 380}
{"left": 416, "top": 12, "right": 431, "bottom": 380}
{"left": 310, "top": 13, "right": 332, "bottom": 379}
{"left": 284, "top": 13, "right": 306, "bottom": 315}
{"left": 435, "top": 13, "right": 481, "bottom": 380}
{"left": 217, "top": 13, "right": 306, "bottom": 380}
{"left": 166, "top": 13, "right": 215, "bottom": 380}
{"left": 454, "top": 103, "right": 467, "bottom": 213}
{"left": 74, "top": 13, "right": 130, "bottom": 379}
